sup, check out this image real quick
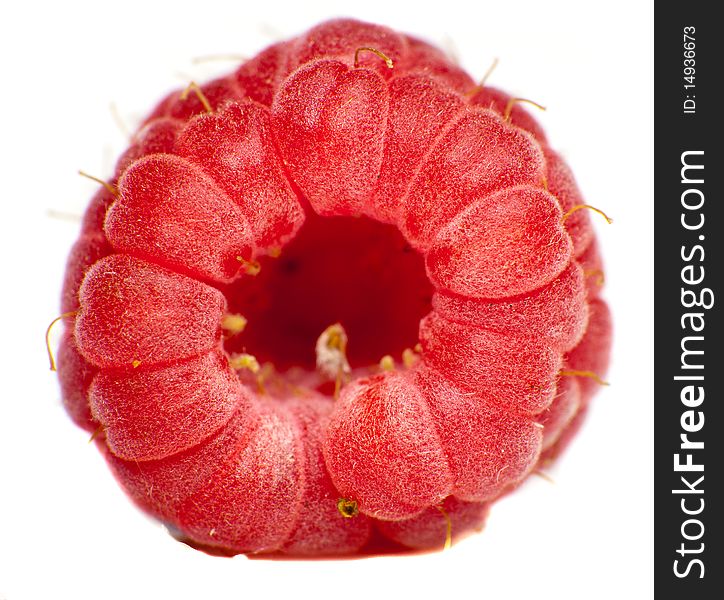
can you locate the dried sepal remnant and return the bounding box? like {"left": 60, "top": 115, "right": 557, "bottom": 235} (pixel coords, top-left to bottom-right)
{"left": 337, "top": 498, "right": 360, "bottom": 518}
{"left": 46, "top": 311, "right": 78, "bottom": 371}
{"left": 502, "top": 97, "right": 546, "bottom": 121}
{"left": 316, "top": 323, "right": 351, "bottom": 397}
{"left": 221, "top": 313, "right": 248, "bottom": 336}
{"left": 379, "top": 354, "right": 395, "bottom": 371}
{"left": 237, "top": 256, "right": 261, "bottom": 276}
{"left": 559, "top": 369, "right": 610, "bottom": 386}
{"left": 402, "top": 347, "right": 420, "bottom": 368}
{"left": 77, "top": 170, "right": 119, "bottom": 197}
{"left": 354, "top": 46, "right": 395, "bottom": 69}
{"left": 230, "top": 353, "right": 261, "bottom": 374}
{"left": 179, "top": 81, "right": 213, "bottom": 114}
{"left": 435, "top": 505, "right": 452, "bottom": 551}
{"left": 57, "top": 18, "right": 611, "bottom": 557}
{"left": 561, "top": 204, "right": 613, "bottom": 225}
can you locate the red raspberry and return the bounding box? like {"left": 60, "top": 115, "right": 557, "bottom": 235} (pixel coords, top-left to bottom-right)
{"left": 56, "top": 18, "right": 611, "bottom": 556}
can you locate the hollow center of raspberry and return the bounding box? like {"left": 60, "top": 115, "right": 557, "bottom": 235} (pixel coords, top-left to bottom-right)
{"left": 222, "top": 210, "right": 433, "bottom": 374}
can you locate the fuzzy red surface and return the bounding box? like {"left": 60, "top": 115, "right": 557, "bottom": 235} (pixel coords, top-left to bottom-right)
{"left": 57, "top": 18, "right": 611, "bottom": 557}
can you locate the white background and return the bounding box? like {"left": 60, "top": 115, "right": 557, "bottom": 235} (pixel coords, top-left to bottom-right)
{"left": 0, "top": 1, "right": 653, "bottom": 599}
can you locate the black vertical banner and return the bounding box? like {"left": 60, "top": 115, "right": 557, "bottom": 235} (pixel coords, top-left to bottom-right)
{"left": 655, "top": 4, "right": 722, "bottom": 596}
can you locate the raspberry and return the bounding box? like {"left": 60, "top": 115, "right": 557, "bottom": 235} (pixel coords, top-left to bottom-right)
{"left": 56, "top": 18, "right": 611, "bottom": 556}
